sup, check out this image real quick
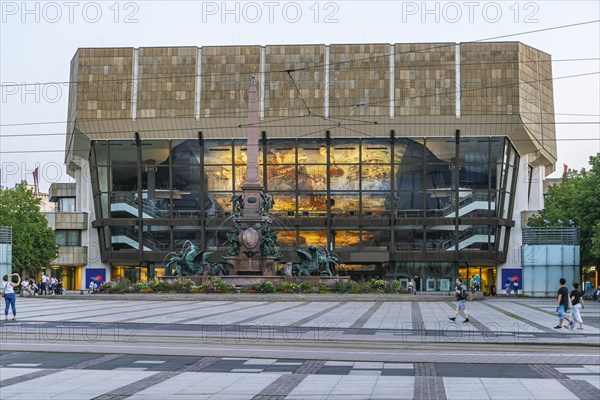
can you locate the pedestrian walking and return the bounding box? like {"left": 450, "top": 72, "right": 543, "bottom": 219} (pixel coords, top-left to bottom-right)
{"left": 3, "top": 273, "right": 21, "bottom": 321}
{"left": 554, "top": 278, "right": 574, "bottom": 329}
{"left": 40, "top": 273, "right": 48, "bottom": 295}
{"left": 449, "top": 278, "right": 470, "bottom": 323}
{"left": 569, "top": 282, "right": 585, "bottom": 330}
{"left": 505, "top": 277, "right": 512, "bottom": 297}
{"left": 512, "top": 277, "right": 519, "bottom": 297}
{"left": 409, "top": 279, "right": 415, "bottom": 295}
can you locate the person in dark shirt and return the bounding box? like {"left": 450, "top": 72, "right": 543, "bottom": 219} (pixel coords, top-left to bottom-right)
{"left": 569, "top": 282, "right": 585, "bottom": 330}
{"left": 414, "top": 276, "right": 421, "bottom": 294}
{"left": 554, "top": 278, "right": 574, "bottom": 329}
{"left": 449, "top": 278, "right": 469, "bottom": 323}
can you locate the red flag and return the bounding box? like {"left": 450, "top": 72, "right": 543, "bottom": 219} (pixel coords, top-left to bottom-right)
{"left": 563, "top": 163, "right": 568, "bottom": 174}
{"left": 33, "top": 167, "right": 39, "bottom": 196}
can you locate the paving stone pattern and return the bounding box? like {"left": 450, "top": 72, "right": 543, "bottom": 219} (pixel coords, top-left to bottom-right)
{"left": 288, "top": 302, "right": 346, "bottom": 327}
{"left": 344, "top": 301, "right": 383, "bottom": 334}
{"left": 559, "top": 378, "right": 600, "bottom": 400}
{"left": 530, "top": 365, "right": 600, "bottom": 400}
{"left": 253, "top": 373, "right": 308, "bottom": 396}
{"left": 412, "top": 302, "right": 426, "bottom": 334}
{"left": 294, "top": 360, "right": 325, "bottom": 375}
{"left": 414, "top": 376, "right": 447, "bottom": 400}
{"left": 1, "top": 357, "right": 598, "bottom": 399}
{"left": 93, "top": 370, "right": 179, "bottom": 400}
{"left": 480, "top": 300, "right": 562, "bottom": 336}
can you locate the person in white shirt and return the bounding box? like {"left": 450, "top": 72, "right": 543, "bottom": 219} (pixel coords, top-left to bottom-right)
{"left": 3, "top": 273, "right": 21, "bottom": 320}
{"left": 41, "top": 273, "right": 48, "bottom": 295}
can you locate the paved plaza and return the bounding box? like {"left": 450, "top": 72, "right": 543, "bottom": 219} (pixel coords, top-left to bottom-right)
{"left": 1, "top": 296, "right": 599, "bottom": 399}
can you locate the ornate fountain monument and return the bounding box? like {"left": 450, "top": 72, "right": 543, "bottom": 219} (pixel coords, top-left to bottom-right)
{"left": 162, "top": 72, "right": 346, "bottom": 286}
{"left": 220, "top": 74, "right": 281, "bottom": 275}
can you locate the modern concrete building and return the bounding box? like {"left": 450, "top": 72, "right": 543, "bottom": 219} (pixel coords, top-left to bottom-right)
{"left": 43, "top": 183, "right": 90, "bottom": 290}
{"left": 64, "top": 42, "right": 557, "bottom": 292}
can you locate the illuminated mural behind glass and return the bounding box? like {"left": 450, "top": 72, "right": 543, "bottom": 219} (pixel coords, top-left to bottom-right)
{"left": 92, "top": 136, "right": 517, "bottom": 269}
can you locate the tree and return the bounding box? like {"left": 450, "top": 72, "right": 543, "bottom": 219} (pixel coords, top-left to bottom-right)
{"left": 0, "top": 183, "right": 57, "bottom": 277}
{"left": 529, "top": 154, "right": 600, "bottom": 267}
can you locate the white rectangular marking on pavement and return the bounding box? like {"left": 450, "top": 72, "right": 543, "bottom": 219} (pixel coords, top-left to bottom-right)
{"left": 353, "top": 362, "right": 384, "bottom": 369}
{"left": 349, "top": 370, "right": 382, "bottom": 376}
{"left": 556, "top": 367, "right": 591, "bottom": 374}
{"left": 243, "top": 358, "right": 278, "bottom": 365}
{"left": 133, "top": 360, "right": 166, "bottom": 364}
{"left": 273, "top": 362, "right": 303, "bottom": 366}
{"left": 230, "top": 368, "right": 264, "bottom": 373}
{"left": 324, "top": 361, "right": 354, "bottom": 366}
{"left": 114, "top": 367, "right": 148, "bottom": 371}
{"left": 7, "top": 363, "right": 41, "bottom": 367}
{"left": 383, "top": 363, "right": 414, "bottom": 369}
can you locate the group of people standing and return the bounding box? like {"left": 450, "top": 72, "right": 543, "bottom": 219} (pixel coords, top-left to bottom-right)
{"left": 21, "top": 273, "right": 64, "bottom": 296}
{"left": 2, "top": 272, "right": 67, "bottom": 323}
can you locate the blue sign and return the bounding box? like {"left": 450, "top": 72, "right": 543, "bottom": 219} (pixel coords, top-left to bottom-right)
{"left": 85, "top": 268, "right": 106, "bottom": 288}
{"left": 502, "top": 268, "right": 522, "bottom": 290}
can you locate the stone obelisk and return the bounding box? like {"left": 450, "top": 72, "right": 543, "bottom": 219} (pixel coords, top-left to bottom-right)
{"left": 227, "top": 73, "right": 277, "bottom": 275}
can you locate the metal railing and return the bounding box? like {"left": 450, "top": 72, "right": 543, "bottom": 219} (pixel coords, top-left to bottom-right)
{"left": 522, "top": 227, "right": 579, "bottom": 245}
{"left": 112, "top": 227, "right": 170, "bottom": 251}
{"left": 395, "top": 227, "right": 494, "bottom": 252}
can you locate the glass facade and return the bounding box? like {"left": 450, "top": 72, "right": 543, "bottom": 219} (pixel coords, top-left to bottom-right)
{"left": 91, "top": 136, "right": 519, "bottom": 281}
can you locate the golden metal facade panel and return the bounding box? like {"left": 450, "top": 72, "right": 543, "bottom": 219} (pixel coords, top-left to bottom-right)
{"left": 395, "top": 43, "right": 455, "bottom": 116}
{"left": 330, "top": 44, "right": 389, "bottom": 117}
{"left": 137, "top": 47, "right": 197, "bottom": 119}
{"left": 74, "top": 48, "right": 134, "bottom": 120}
{"left": 265, "top": 45, "right": 325, "bottom": 118}
{"left": 517, "top": 43, "right": 556, "bottom": 162}
{"left": 460, "top": 42, "right": 519, "bottom": 116}
{"left": 201, "top": 46, "right": 261, "bottom": 118}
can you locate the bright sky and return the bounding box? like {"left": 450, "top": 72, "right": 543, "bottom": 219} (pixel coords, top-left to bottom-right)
{"left": 1, "top": 0, "right": 598, "bottom": 192}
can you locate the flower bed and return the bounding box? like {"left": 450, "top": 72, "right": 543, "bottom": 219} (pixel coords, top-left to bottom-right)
{"left": 99, "top": 278, "right": 409, "bottom": 295}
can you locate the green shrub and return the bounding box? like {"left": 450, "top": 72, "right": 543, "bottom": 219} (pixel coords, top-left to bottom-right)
{"left": 318, "top": 283, "right": 329, "bottom": 293}
{"left": 385, "top": 280, "right": 406, "bottom": 294}
{"left": 371, "top": 279, "right": 387, "bottom": 291}
{"left": 211, "top": 277, "right": 236, "bottom": 293}
{"left": 299, "top": 281, "right": 313, "bottom": 293}
{"left": 332, "top": 279, "right": 361, "bottom": 293}
{"left": 356, "top": 282, "right": 372, "bottom": 293}
{"left": 256, "top": 281, "right": 277, "bottom": 293}
{"left": 281, "top": 282, "right": 300, "bottom": 293}
{"left": 148, "top": 280, "right": 166, "bottom": 293}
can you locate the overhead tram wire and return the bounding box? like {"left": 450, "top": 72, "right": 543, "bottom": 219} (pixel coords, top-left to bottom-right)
{"left": 2, "top": 70, "right": 598, "bottom": 130}
{"left": 1, "top": 18, "right": 598, "bottom": 90}
{"left": 2, "top": 19, "right": 598, "bottom": 144}
{"left": 1, "top": 122, "right": 599, "bottom": 140}
{"left": 2, "top": 56, "right": 599, "bottom": 91}
{"left": 2, "top": 136, "right": 600, "bottom": 154}
{"left": 1, "top": 108, "right": 599, "bottom": 133}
